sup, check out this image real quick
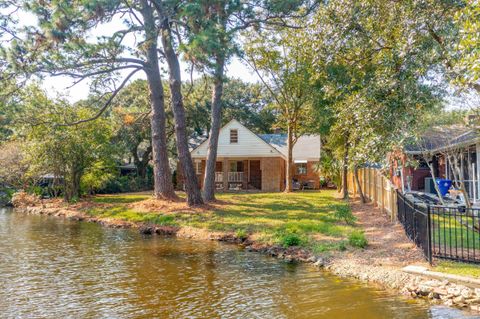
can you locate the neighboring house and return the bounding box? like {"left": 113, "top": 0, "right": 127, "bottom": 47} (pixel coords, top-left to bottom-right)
{"left": 178, "top": 119, "right": 321, "bottom": 192}
{"left": 390, "top": 125, "right": 480, "bottom": 202}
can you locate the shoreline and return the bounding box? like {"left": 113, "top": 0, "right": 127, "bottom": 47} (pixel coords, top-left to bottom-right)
{"left": 10, "top": 198, "right": 480, "bottom": 313}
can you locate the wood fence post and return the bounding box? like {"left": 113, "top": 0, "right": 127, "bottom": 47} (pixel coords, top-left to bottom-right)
{"left": 381, "top": 176, "right": 385, "bottom": 213}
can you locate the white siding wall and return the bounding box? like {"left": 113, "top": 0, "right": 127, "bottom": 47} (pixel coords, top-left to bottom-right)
{"left": 191, "top": 120, "right": 282, "bottom": 158}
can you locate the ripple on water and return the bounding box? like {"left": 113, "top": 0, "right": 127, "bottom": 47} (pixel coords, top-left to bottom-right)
{"left": 0, "top": 208, "right": 477, "bottom": 319}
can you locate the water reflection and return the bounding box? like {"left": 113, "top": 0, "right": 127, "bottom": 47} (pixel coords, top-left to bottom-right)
{"left": 0, "top": 208, "right": 477, "bottom": 318}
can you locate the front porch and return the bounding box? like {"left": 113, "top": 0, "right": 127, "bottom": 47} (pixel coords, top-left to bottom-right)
{"left": 193, "top": 157, "right": 284, "bottom": 192}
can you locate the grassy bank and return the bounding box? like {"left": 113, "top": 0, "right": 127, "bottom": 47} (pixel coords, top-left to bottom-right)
{"left": 84, "top": 190, "right": 366, "bottom": 252}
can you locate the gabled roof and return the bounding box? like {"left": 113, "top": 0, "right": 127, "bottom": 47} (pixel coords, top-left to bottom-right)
{"left": 190, "top": 119, "right": 321, "bottom": 160}
{"left": 190, "top": 119, "right": 284, "bottom": 157}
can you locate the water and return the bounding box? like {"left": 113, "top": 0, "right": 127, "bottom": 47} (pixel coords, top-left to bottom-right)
{"left": 0, "top": 208, "right": 477, "bottom": 319}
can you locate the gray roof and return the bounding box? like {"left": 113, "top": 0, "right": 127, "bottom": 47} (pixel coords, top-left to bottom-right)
{"left": 259, "top": 134, "right": 321, "bottom": 160}
{"left": 405, "top": 126, "right": 478, "bottom": 153}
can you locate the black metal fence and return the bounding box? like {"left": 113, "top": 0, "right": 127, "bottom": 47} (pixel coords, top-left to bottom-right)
{"left": 397, "top": 192, "right": 432, "bottom": 263}
{"left": 397, "top": 191, "right": 480, "bottom": 264}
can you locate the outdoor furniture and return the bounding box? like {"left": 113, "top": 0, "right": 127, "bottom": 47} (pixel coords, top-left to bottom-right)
{"left": 292, "top": 180, "right": 301, "bottom": 190}
{"left": 302, "top": 180, "right": 315, "bottom": 190}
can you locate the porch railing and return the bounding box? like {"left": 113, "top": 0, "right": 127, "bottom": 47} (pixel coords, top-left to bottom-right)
{"left": 215, "top": 172, "right": 223, "bottom": 183}
{"left": 228, "top": 172, "right": 244, "bottom": 182}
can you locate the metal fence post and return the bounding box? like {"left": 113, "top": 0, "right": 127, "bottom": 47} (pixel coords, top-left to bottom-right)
{"left": 426, "top": 205, "right": 433, "bottom": 265}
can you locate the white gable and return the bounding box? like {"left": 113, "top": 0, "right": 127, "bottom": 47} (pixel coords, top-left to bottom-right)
{"left": 191, "top": 119, "right": 283, "bottom": 158}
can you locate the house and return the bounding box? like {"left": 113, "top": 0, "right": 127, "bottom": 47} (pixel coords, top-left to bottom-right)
{"left": 178, "top": 119, "right": 321, "bottom": 192}
{"left": 390, "top": 125, "right": 480, "bottom": 202}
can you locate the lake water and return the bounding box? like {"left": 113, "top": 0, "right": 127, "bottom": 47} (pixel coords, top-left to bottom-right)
{"left": 0, "top": 208, "right": 478, "bottom": 319}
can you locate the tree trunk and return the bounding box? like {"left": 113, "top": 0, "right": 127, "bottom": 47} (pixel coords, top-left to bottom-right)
{"left": 285, "top": 124, "right": 294, "bottom": 192}
{"left": 159, "top": 18, "right": 203, "bottom": 206}
{"left": 203, "top": 56, "right": 225, "bottom": 202}
{"left": 342, "top": 140, "right": 349, "bottom": 200}
{"left": 354, "top": 166, "right": 366, "bottom": 203}
{"left": 140, "top": 0, "right": 176, "bottom": 200}
{"left": 449, "top": 153, "right": 471, "bottom": 208}
{"left": 425, "top": 156, "right": 446, "bottom": 205}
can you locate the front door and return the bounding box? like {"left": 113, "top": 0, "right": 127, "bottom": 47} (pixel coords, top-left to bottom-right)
{"left": 249, "top": 160, "right": 262, "bottom": 190}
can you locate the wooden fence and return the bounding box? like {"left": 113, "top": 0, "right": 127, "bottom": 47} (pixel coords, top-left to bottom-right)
{"left": 347, "top": 167, "right": 398, "bottom": 220}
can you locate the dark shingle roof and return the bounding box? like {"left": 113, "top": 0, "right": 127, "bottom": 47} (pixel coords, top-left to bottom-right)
{"left": 405, "top": 126, "right": 478, "bottom": 153}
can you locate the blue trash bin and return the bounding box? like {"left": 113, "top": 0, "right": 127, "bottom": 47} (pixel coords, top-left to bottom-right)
{"left": 435, "top": 178, "right": 452, "bottom": 197}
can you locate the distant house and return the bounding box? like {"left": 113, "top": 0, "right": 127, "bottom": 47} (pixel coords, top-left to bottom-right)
{"left": 390, "top": 125, "right": 480, "bottom": 202}
{"left": 178, "top": 119, "right": 321, "bottom": 192}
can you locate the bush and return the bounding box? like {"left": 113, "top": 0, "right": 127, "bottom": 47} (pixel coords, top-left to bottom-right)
{"left": 280, "top": 233, "right": 302, "bottom": 247}
{"left": 235, "top": 229, "right": 248, "bottom": 240}
{"left": 348, "top": 230, "right": 368, "bottom": 248}
{"left": 333, "top": 205, "right": 356, "bottom": 225}
{"left": 99, "top": 175, "right": 153, "bottom": 194}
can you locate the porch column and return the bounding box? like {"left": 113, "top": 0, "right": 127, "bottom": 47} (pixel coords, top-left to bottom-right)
{"left": 223, "top": 158, "right": 229, "bottom": 191}
{"left": 445, "top": 156, "right": 449, "bottom": 179}
{"left": 477, "top": 143, "right": 480, "bottom": 202}
{"left": 243, "top": 160, "right": 248, "bottom": 190}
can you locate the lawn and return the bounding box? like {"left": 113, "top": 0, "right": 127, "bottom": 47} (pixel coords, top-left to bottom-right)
{"left": 433, "top": 261, "right": 480, "bottom": 278}
{"left": 431, "top": 213, "right": 480, "bottom": 251}
{"left": 85, "top": 190, "right": 363, "bottom": 251}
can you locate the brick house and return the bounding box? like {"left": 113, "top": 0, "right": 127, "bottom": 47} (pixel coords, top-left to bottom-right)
{"left": 178, "top": 119, "right": 321, "bottom": 192}
{"left": 389, "top": 126, "right": 480, "bottom": 202}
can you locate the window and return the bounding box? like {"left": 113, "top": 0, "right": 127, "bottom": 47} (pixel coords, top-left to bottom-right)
{"left": 296, "top": 163, "right": 307, "bottom": 175}
{"left": 230, "top": 129, "right": 238, "bottom": 143}
{"left": 229, "top": 161, "right": 243, "bottom": 172}
{"left": 195, "top": 161, "right": 202, "bottom": 175}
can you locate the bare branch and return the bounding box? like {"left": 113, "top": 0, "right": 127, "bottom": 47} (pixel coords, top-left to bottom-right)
{"left": 56, "top": 67, "right": 142, "bottom": 126}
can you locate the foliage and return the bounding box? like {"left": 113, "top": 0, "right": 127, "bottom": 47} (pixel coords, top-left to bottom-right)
{"left": 183, "top": 77, "right": 276, "bottom": 135}
{"left": 235, "top": 229, "right": 248, "bottom": 240}
{"left": 455, "top": 0, "right": 480, "bottom": 88}
{"left": 348, "top": 230, "right": 368, "bottom": 248}
{"left": 0, "top": 141, "right": 29, "bottom": 189}
{"left": 333, "top": 205, "right": 356, "bottom": 225}
{"left": 16, "top": 87, "right": 117, "bottom": 200}
{"left": 317, "top": 151, "right": 342, "bottom": 188}
{"left": 80, "top": 161, "right": 117, "bottom": 195}
{"left": 279, "top": 232, "right": 302, "bottom": 247}
{"left": 99, "top": 175, "right": 152, "bottom": 194}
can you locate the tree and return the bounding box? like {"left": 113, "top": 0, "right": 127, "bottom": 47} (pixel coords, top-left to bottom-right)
{"left": 0, "top": 141, "right": 30, "bottom": 189}
{"left": 245, "top": 26, "right": 316, "bottom": 192}
{"left": 15, "top": 87, "right": 116, "bottom": 201}
{"left": 302, "top": 0, "right": 443, "bottom": 200}
{"left": 1, "top": 0, "right": 178, "bottom": 200}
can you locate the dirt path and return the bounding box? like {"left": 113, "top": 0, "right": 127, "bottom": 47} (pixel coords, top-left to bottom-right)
{"left": 347, "top": 200, "right": 427, "bottom": 267}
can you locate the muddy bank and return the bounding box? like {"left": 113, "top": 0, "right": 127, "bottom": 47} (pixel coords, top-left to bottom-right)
{"left": 12, "top": 194, "right": 480, "bottom": 313}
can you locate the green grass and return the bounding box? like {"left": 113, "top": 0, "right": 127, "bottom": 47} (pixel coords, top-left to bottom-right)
{"left": 84, "top": 190, "right": 361, "bottom": 251}
{"left": 434, "top": 261, "right": 480, "bottom": 278}
{"left": 431, "top": 214, "right": 480, "bottom": 250}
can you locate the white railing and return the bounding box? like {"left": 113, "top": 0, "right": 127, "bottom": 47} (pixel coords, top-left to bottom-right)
{"left": 215, "top": 172, "right": 223, "bottom": 183}
{"left": 228, "top": 172, "right": 244, "bottom": 182}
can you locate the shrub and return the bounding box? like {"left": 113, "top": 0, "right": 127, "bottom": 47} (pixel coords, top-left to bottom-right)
{"left": 348, "top": 230, "right": 368, "bottom": 248}
{"left": 333, "top": 205, "right": 357, "bottom": 225}
{"left": 280, "top": 233, "right": 302, "bottom": 247}
{"left": 235, "top": 229, "right": 248, "bottom": 240}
